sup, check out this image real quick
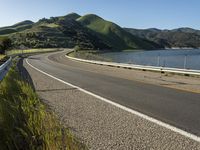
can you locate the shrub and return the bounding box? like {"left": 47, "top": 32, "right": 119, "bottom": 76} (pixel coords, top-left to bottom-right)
{"left": 0, "top": 37, "right": 12, "bottom": 54}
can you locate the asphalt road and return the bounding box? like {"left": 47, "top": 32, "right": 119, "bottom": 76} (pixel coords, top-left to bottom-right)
{"left": 26, "top": 50, "right": 200, "bottom": 137}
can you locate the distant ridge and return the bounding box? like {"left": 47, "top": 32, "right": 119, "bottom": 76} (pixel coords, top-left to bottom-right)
{"left": 12, "top": 20, "right": 34, "bottom": 27}
{"left": 125, "top": 28, "right": 200, "bottom": 48}
{"left": 0, "top": 20, "right": 34, "bottom": 35}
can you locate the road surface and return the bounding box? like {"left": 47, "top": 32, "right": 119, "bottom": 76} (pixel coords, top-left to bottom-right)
{"left": 22, "top": 50, "right": 200, "bottom": 149}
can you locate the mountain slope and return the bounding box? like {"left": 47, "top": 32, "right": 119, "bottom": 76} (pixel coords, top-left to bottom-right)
{"left": 0, "top": 13, "right": 162, "bottom": 50}
{"left": 125, "top": 28, "right": 200, "bottom": 48}
{"left": 77, "top": 14, "right": 162, "bottom": 50}
{"left": 0, "top": 20, "right": 34, "bottom": 35}
{"left": 5, "top": 14, "right": 109, "bottom": 49}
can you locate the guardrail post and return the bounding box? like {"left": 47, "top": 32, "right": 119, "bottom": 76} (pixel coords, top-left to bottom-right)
{"left": 163, "top": 59, "right": 166, "bottom": 67}
{"left": 184, "top": 55, "right": 187, "bottom": 69}
{"left": 157, "top": 55, "right": 160, "bottom": 67}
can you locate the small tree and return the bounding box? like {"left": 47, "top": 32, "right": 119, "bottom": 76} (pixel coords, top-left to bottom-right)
{"left": 0, "top": 37, "right": 12, "bottom": 54}
{"left": 74, "top": 45, "right": 81, "bottom": 51}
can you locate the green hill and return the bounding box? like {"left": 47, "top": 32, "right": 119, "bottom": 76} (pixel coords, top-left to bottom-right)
{"left": 0, "top": 13, "right": 162, "bottom": 50}
{"left": 77, "top": 14, "right": 161, "bottom": 50}
{"left": 5, "top": 13, "right": 109, "bottom": 49}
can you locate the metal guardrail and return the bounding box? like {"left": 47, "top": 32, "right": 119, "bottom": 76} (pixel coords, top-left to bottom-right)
{"left": 0, "top": 48, "right": 64, "bottom": 81}
{"left": 66, "top": 54, "right": 200, "bottom": 76}
{"left": 0, "top": 57, "right": 12, "bottom": 81}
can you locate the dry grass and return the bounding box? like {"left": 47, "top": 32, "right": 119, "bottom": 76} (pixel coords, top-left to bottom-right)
{"left": 0, "top": 55, "right": 5, "bottom": 60}
{"left": 0, "top": 65, "right": 87, "bottom": 150}
{"left": 6, "top": 48, "right": 61, "bottom": 56}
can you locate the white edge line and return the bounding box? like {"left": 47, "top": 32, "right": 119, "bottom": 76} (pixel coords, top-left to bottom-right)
{"left": 26, "top": 58, "right": 200, "bottom": 143}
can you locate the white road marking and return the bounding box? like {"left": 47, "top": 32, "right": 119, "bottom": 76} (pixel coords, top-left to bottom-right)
{"left": 26, "top": 58, "right": 200, "bottom": 143}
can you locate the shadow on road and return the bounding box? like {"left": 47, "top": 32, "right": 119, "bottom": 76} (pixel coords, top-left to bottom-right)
{"left": 37, "top": 87, "right": 77, "bottom": 93}
{"left": 17, "top": 56, "right": 35, "bottom": 91}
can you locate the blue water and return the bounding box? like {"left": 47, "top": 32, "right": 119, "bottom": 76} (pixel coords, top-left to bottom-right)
{"left": 101, "top": 49, "right": 200, "bottom": 70}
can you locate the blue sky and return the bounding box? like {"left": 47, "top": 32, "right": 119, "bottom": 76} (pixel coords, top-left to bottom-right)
{"left": 0, "top": 0, "right": 199, "bottom": 29}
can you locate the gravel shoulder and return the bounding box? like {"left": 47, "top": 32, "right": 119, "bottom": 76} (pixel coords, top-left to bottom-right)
{"left": 22, "top": 55, "right": 200, "bottom": 150}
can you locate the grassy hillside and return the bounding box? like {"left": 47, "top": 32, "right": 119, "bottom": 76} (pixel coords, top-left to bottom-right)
{"left": 1, "top": 13, "right": 109, "bottom": 50}
{"left": 0, "top": 13, "right": 110, "bottom": 50}
{"left": 125, "top": 28, "right": 200, "bottom": 48}
{"left": 77, "top": 14, "right": 162, "bottom": 50}
{"left": 1, "top": 13, "right": 200, "bottom": 50}
{"left": 0, "top": 13, "right": 162, "bottom": 51}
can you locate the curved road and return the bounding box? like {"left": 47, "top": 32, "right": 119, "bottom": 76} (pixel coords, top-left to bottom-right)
{"left": 26, "top": 50, "right": 200, "bottom": 137}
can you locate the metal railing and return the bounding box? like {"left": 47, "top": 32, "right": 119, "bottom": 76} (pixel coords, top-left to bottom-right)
{"left": 0, "top": 57, "right": 12, "bottom": 81}
{"left": 129, "top": 54, "right": 198, "bottom": 70}
{"left": 66, "top": 54, "right": 200, "bottom": 76}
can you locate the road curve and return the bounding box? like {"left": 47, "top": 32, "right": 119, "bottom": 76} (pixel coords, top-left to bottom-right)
{"left": 26, "top": 50, "right": 200, "bottom": 137}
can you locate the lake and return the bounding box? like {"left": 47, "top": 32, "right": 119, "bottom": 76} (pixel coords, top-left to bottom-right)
{"left": 100, "top": 49, "right": 200, "bottom": 70}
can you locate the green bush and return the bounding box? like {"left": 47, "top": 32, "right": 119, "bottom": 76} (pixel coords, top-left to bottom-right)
{"left": 0, "top": 37, "right": 12, "bottom": 54}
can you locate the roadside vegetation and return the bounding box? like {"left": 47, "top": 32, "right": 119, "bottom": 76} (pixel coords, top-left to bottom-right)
{"left": 69, "top": 49, "right": 112, "bottom": 62}
{"left": 0, "top": 36, "right": 12, "bottom": 65}
{"left": 0, "top": 64, "right": 87, "bottom": 150}
{"left": 6, "top": 48, "right": 60, "bottom": 56}
{"left": 0, "top": 55, "right": 10, "bottom": 66}
{"left": 0, "top": 36, "right": 12, "bottom": 54}
{"left": 0, "top": 55, "right": 5, "bottom": 60}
